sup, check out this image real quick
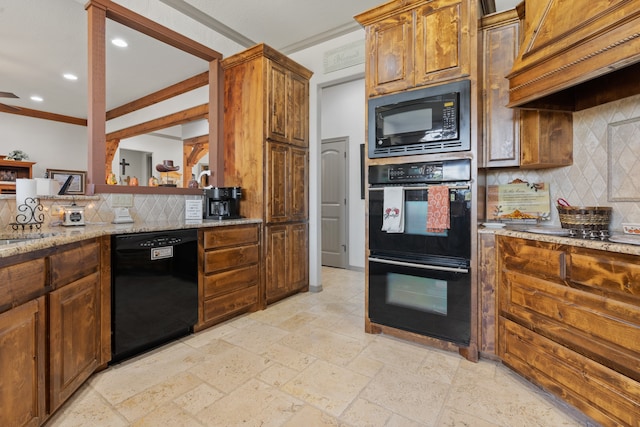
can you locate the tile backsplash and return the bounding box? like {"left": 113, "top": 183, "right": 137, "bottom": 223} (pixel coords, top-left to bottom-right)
{"left": 0, "top": 193, "right": 202, "bottom": 230}
{"left": 486, "top": 93, "right": 640, "bottom": 232}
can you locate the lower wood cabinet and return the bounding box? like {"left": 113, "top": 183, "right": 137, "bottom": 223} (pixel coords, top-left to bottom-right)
{"left": 49, "top": 272, "right": 101, "bottom": 411}
{"left": 0, "top": 297, "right": 46, "bottom": 427}
{"left": 497, "top": 236, "right": 640, "bottom": 426}
{"left": 0, "top": 238, "right": 105, "bottom": 427}
{"left": 265, "top": 222, "right": 308, "bottom": 304}
{"left": 197, "top": 224, "right": 261, "bottom": 329}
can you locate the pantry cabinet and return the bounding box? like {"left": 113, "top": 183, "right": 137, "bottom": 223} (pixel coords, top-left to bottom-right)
{"left": 497, "top": 236, "right": 640, "bottom": 426}
{"left": 480, "top": 9, "right": 573, "bottom": 169}
{"left": 356, "top": 0, "right": 475, "bottom": 97}
{"left": 197, "top": 224, "right": 261, "bottom": 329}
{"left": 223, "top": 44, "right": 312, "bottom": 304}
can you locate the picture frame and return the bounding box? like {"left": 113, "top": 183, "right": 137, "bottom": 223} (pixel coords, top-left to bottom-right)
{"left": 47, "top": 169, "right": 86, "bottom": 195}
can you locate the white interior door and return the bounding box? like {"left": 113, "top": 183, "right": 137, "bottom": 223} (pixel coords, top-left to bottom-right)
{"left": 321, "top": 137, "right": 348, "bottom": 268}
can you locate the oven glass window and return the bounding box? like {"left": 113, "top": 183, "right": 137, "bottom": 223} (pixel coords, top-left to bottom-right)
{"left": 404, "top": 200, "right": 448, "bottom": 237}
{"left": 387, "top": 273, "right": 447, "bottom": 315}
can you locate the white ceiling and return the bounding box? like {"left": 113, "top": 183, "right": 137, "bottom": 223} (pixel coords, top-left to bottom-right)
{"left": 0, "top": 0, "right": 521, "bottom": 119}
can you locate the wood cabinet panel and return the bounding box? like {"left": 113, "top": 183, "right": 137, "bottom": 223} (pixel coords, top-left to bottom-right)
{"left": 478, "top": 232, "right": 497, "bottom": 357}
{"left": 198, "top": 224, "right": 261, "bottom": 329}
{"left": 289, "top": 72, "right": 309, "bottom": 147}
{"left": 480, "top": 9, "right": 573, "bottom": 169}
{"left": 414, "top": 0, "right": 470, "bottom": 85}
{"left": 0, "top": 257, "right": 47, "bottom": 312}
{"left": 498, "top": 236, "right": 640, "bottom": 426}
{"left": 365, "top": 11, "right": 414, "bottom": 96}
{"left": 204, "top": 245, "right": 259, "bottom": 275}
{"left": 266, "top": 142, "right": 289, "bottom": 223}
{"left": 500, "top": 319, "right": 640, "bottom": 427}
{"left": 357, "top": 0, "right": 475, "bottom": 97}
{"left": 49, "top": 241, "right": 100, "bottom": 289}
{"left": 569, "top": 250, "right": 640, "bottom": 303}
{"left": 203, "top": 286, "right": 259, "bottom": 324}
{"left": 0, "top": 297, "right": 46, "bottom": 427}
{"left": 290, "top": 147, "right": 308, "bottom": 221}
{"left": 49, "top": 272, "right": 100, "bottom": 411}
{"left": 203, "top": 264, "right": 259, "bottom": 299}
{"left": 203, "top": 225, "right": 259, "bottom": 249}
{"left": 499, "top": 237, "right": 565, "bottom": 280}
{"left": 265, "top": 225, "right": 288, "bottom": 302}
{"left": 267, "top": 61, "right": 288, "bottom": 143}
{"left": 288, "top": 223, "right": 308, "bottom": 290}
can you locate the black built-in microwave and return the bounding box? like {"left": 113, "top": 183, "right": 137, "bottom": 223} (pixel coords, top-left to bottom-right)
{"left": 368, "top": 79, "right": 470, "bottom": 158}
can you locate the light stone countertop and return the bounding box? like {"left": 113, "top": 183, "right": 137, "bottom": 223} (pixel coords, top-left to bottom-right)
{"left": 0, "top": 218, "right": 262, "bottom": 258}
{"left": 479, "top": 225, "right": 640, "bottom": 257}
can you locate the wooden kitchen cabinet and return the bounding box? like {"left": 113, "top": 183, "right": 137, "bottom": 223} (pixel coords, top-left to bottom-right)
{"left": 223, "top": 44, "right": 312, "bottom": 305}
{"left": 497, "top": 236, "right": 640, "bottom": 426}
{"left": 0, "top": 297, "right": 46, "bottom": 427}
{"left": 0, "top": 238, "right": 107, "bottom": 426}
{"left": 267, "top": 61, "right": 309, "bottom": 147}
{"left": 356, "top": 0, "right": 474, "bottom": 97}
{"left": 480, "top": 9, "right": 573, "bottom": 169}
{"left": 477, "top": 232, "right": 498, "bottom": 358}
{"left": 0, "top": 158, "right": 36, "bottom": 194}
{"left": 197, "top": 224, "right": 261, "bottom": 329}
{"left": 48, "top": 240, "right": 102, "bottom": 412}
{"left": 265, "top": 222, "right": 309, "bottom": 304}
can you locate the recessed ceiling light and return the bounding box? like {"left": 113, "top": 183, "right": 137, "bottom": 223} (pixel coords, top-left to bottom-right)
{"left": 30, "top": 95, "right": 43, "bottom": 102}
{"left": 111, "top": 38, "right": 128, "bottom": 48}
{"left": 63, "top": 73, "right": 78, "bottom": 81}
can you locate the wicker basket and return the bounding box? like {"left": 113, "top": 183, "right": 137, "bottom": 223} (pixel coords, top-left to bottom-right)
{"left": 557, "top": 206, "right": 612, "bottom": 231}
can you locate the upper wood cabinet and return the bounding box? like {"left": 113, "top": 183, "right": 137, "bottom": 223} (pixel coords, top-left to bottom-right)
{"left": 480, "top": 9, "right": 573, "bottom": 169}
{"left": 267, "top": 61, "right": 309, "bottom": 147}
{"left": 356, "top": 0, "right": 474, "bottom": 97}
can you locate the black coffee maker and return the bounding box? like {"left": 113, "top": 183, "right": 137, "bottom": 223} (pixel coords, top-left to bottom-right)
{"left": 203, "top": 187, "right": 242, "bottom": 220}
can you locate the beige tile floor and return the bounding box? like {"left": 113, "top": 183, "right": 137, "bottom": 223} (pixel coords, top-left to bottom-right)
{"left": 47, "top": 267, "right": 595, "bottom": 427}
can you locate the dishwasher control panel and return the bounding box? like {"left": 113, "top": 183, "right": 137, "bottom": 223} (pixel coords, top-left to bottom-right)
{"left": 139, "top": 236, "right": 183, "bottom": 248}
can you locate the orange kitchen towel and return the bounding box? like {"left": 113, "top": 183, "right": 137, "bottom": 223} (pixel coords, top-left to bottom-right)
{"left": 427, "top": 185, "right": 450, "bottom": 232}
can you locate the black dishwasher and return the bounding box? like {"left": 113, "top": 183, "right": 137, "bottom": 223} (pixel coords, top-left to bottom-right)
{"left": 111, "top": 229, "right": 198, "bottom": 363}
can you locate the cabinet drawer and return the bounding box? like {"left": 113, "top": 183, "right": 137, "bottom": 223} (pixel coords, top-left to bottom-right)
{"left": 204, "top": 264, "right": 259, "bottom": 299}
{"left": 204, "top": 245, "right": 259, "bottom": 274}
{"left": 203, "top": 225, "right": 259, "bottom": 249}
{"left": 203, "top": 285, "right": 258, "bottom": 324}
{"left": 500, "top": 318, "right": 640, "bottom": 427}
{"left": 0, "top": 258, "right": 47, "bottom": 311}
{"left": 499, "top": 237, "right": 565, "bottom": 280}
{"left": 501, "top": 269, "right": 640, "bottom": 380}
{"left": 50, "top": 241, "right": 100, "bottom": 289}
{"left": 569, "top": 249, "right": 640, "bottom": 303}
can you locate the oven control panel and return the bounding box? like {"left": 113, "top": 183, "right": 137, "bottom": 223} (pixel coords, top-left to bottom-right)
{"left": 369, "top": 158, "right": 470, "bottom": 184}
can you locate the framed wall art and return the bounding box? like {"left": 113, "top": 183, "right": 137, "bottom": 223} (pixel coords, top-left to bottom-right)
{"left": 47, "top": 169, "right": 86, "bottom": 195}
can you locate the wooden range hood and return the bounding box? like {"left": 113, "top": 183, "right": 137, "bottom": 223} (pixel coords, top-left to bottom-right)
{"left": 507, "top": 0, "right": 640, "bottom": 112}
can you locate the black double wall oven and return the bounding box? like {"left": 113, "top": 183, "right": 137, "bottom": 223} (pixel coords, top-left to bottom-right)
{"left": 368, "top": 159, "right": 472, "bottom": 345}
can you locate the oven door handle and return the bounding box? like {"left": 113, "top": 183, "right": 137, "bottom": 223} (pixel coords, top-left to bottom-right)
{"left": 368, "top": 256, "right": 469, "bottom": 274}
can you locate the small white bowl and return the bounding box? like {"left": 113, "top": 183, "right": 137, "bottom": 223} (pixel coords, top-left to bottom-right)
{"left": 622, "top": 223, "right": 640, "bottom": 235}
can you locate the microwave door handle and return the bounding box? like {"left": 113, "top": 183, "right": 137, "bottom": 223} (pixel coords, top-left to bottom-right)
{"left": 368, "top": 257, "right": 469, "bottom": 274}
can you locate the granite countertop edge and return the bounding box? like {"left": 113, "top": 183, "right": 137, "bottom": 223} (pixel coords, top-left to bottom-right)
{"left": 0, "top": 218, "right": 262, "bottom": 258}
{"left": 481, "top": 227, "right": 640, "bottom": 257}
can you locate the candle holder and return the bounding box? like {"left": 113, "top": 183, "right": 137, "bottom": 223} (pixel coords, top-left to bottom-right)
{"left": 11, "top": 197, "right": 44, "bottom": 231}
